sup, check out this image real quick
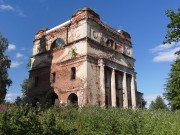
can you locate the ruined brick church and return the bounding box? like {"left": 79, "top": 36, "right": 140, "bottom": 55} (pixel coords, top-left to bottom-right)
{"left": 27, "top": 7, "right": 143, "bottom": 108}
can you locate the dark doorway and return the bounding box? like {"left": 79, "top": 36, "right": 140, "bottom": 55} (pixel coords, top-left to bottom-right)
{"left": 105, "top": 67, "right": 112, "bottom": 107}
{"left": 46, "top": 92, "right": 59, "bottom": 106}
{"left": 115, "top": 71, "right": 123, "bottom": 108}
{"left": 67, "top": 93, "right": 78, "bottom": 106}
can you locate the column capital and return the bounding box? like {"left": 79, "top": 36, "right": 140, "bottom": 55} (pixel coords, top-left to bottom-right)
{"left": 98, "top": 58, "right": 105, "bottom": 66}
{"left": 111, "top": 68, "right": 116, "bottom": 71}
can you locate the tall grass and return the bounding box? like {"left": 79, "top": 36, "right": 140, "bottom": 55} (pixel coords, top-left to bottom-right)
{"left": 0, "top": 104, "right": 179, "bottom": 135}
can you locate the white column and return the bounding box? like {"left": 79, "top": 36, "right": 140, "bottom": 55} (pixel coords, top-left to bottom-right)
{"left": 131, "top": 75, "right": 137, "bottom": 109}
{"left": 111, "top": 68, "right": 116, "bottom": 107}
{"left": 99, "top": 60, "right": 105, "bottom": 107}
{"left": 123, "top": 72, "right": 128, "bottom": 108}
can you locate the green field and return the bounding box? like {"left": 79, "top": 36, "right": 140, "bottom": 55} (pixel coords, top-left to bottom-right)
{"left": 0, "top": 105, "right": 179, "bottom": 135}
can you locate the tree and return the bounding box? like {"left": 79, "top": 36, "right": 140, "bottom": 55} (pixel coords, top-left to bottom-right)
{"left": 0, "top": 33, "right": 12, "bottom": 103}
{"left": 149, "top": 96, "right": 168, "bottom": 110}
{"left": 164, "top": 58, "right": 180, "bottom": 110}
{"left": 163, "top": 7, "right": 180, "bottom": 44}
{"left": 163, "top": 7, "right": 180, "bottom": 110}
{"left": 20, "top": 59, "right": 30, "bottom": 103}
{"left": 20, "top": 78, "right": 29, "bottom": 102}
{"left": 15, "top": 96, "right": 22, "bottom": 104}
{"left": 141, "top": 97, "right": 147, "bottom": 109}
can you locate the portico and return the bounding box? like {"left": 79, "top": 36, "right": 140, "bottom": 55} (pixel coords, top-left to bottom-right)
{"left": 99, "top": 58, "right": 137, "bottom": 108}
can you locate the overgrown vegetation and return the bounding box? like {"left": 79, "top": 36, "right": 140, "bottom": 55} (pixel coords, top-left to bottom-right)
{"left": 0, "top": 105, "right": 179, "bottom": 135}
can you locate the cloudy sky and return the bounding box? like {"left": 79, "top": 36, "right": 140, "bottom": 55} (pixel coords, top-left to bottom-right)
{"left": 0, "top": 0, "right": 179, "bottom": 107}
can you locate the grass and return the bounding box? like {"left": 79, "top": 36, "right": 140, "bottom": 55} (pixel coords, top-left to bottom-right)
{"left": 0, "top": 104, "right": 179, "bottom": 135}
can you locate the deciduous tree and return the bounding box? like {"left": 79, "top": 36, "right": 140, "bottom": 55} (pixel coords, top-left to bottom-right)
{"left": 163, "top": 7, "right": 180, "bottom": 110}
{"left": 164, "top": 58, "right": 180, "bottom": 110}
{"left": 163, "top": 7, "right": 180, "bottom": 44}
{"left": 15, "top": 96, "right": 22, "bottom": 104}
{"left": 20, "top": 78, "right": 29, "bottom": 102}
{"left": 0, "top": 33, "right": 12, "bottom": 103}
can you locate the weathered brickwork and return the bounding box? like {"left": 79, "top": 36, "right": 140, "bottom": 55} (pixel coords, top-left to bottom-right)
{"left": 27, "top": 7, "right": 143, "bottom": 108}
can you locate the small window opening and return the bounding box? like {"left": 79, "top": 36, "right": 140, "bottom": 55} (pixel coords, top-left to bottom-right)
{"left": 35, "top": 76, "right": 39, "bottom": 87}
{"left": 52, "top": 72, "right": 56, "bottom": 83}
{"left": 71, "top": 67, "right": 76, "bottom": 80}
{"left": 106, "top": 39, "right": 114, "bottom": 47}
{"left": 114, "top": 43, "right": 117, "bottom": 50}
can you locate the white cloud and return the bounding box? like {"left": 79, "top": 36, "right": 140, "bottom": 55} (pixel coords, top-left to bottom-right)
{"left": 150, "top": 42, "right": 177, "bottom": 53}
{"left": 5, "top": 93, "right": 22, "bottom": 102}
{"left": 8, "top": 44, "right": 16, "bottom": 51}
{"left": 0, "top": 1, "right": 25, "bottom": 17}
{"left": 11, "top": 61, "right": 23, "bottom": 68}
{"left": 16, "top": 52, "right": 23, "bottom": 58}
{"left": 0, "top": 4, "right": 14, "bottom": 11}
{"left": 153, "top": 47, "right": 180, "bottom": 62}
{"left": 150, "top": 42, "right": 180, "bottom": 62}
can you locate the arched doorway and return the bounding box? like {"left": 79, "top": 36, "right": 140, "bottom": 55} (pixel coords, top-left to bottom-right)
{"left": 46, "top": 92, "right": 59, "bottom": 107}
{"left": 67, "top": 93, "right": 78, "bottom": 106}
{"left": 51, "top": 92, "right": 59, "bottom": 106}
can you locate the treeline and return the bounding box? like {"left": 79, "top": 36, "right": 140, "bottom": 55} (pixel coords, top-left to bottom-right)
{"left": 0, "top": 105, "right": 179, "bottom": 135}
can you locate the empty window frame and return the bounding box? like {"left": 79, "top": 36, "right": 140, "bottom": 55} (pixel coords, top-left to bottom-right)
{"left": 52, "top": 72, "right": 56, "bottom": 83}
{"left": 71, "top": 67, "right": 76, "bottom": 80}
{"left": 35, "top": 76, "right": 39, "bottom": 87}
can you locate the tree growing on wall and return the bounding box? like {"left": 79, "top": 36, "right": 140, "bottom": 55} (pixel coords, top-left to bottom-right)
{"left": 149, "top": 96, "right": 168, "bottom": 110}
{"left": 163, "top": 7, "right": 180, "bottom": 110}
{"left": 0, "top": 33, "right": 12, "bottom": 103}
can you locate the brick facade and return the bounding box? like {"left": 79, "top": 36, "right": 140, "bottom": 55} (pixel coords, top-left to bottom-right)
{"left": 27, "top": 7, "right": 143, "bottom": 108}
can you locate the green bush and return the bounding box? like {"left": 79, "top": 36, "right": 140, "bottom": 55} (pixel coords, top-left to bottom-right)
{"left": 0, "top": 104, "right": 179, "bottom": 135}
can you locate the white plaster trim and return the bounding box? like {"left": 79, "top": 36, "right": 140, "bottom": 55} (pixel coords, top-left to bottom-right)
{"left": 46, "top": 20, "right": 71, "bottom": 34}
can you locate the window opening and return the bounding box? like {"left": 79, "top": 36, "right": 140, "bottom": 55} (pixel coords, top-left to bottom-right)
{"left": 52, "top": 72, "right": 56, "bottom": 83}
{"left": 35, "top": 76, "right": 39, "bottom": 87}
{"left": 71, "top": 67, "right": 76, "bottom": 80}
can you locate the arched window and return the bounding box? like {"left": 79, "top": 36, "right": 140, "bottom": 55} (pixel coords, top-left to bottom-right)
{"left": 106, "top": 39, "right": 114, "bottom": 47}
{"left": 51, "top": 38, "right": 65, "bottom": 50}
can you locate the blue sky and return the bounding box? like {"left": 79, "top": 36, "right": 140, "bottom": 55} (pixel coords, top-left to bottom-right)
{"left": 0, "top": 0, "right": 179, "bottom": 107}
